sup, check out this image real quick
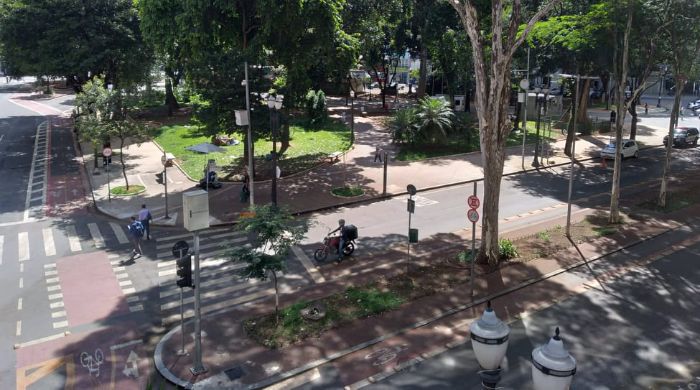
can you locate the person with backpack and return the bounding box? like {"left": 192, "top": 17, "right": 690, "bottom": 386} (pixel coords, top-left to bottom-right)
{"left": 138, "top": 204, "right": 153, "bottom": 240}
{"left": 127, "top": 216, "right": 144, "bottom": 259}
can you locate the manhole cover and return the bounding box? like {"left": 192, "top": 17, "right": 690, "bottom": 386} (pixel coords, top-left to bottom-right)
{"left": 224, "top": 365, "right": 246, "bottom": 380}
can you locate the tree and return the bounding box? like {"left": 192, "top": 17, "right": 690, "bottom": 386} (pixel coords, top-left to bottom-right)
{"left": 448, "top": 0, "right": 563, "bottom": 265}
{"left": 75, "top": 77, "right": 152, "bottom": 190}
{"left": 657, "top": 0, "right": 700, "bottom": 208}
{"left": 0, "top": 0, "right": 152, "bottom": 90}
{"left": 415, "top": 97, "right": 454, "bottom": 143}
{"left": 228, "top": 205, "right": 309, "bottom": 323}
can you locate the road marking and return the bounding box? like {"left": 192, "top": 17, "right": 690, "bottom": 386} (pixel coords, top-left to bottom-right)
{"left": 19, "top": 278, "right": 23, "bottom": 289}
{"left": 17, "top": 298, "right": 22, "bottom": 310}
{"left": 65, "top": 225, "right": 81, "bottom": 252}
{"left": 292, "top": 246, "right": 326, "bottom": 283}
{"left": 44, "top": 263, "right": 56, "bottom": 269}
{"left": 47, "top": 285, "right": 61, "bottom": 292}
{"left": 87, "top": 223, "right": 105, "bottom": 248}
{"left": 122, "top": 287, "right": 136, "bottom": 294}
{"left": 113, "top": 266, "right": 125, "bottom": 272}
{"left": 158, "top": 260, "right": 244, "bottom": 278}
{"left": 46, "top": 277, "right": 59, "bottom": 284}
{"left": 23, "top": 122, "right": 43, "bottom": 222}
{"left": 156, "top": 237, "right": 247, "bottom": 259}
{"left": 50, "top": 301, "right": 64, "bottom": 309}
{"left": 42, "top": 228, "right": 56, "bottom": 256}
{"left": 129, "top": 305, "right": 144, "bottom": 312}
{"left": 160, "top": 280, "right": 264, "bottom": 311}
{"left": 52, "top": 321, "right": 68, "bottom": 329}
{"left": 0, "top": 235, "right": 4, "bottom": 265}
{"left": 13, "top": 331, "right": 70, "bottom": 349}
{"left": 126, "top": 296, "right": 140, "bottom": 303}
{"left": 155, "top": 229, "right": 238, "bottom": 249}
{"left": 51, "top": 311, "right": 66, "bottom": 318}
{"left": 44, "top": 270, "right": 57, "bottom": 276}
{"left": 110, "top": 222, "right": 129, "bottom": 244}
{"left": 18, "top": 232, "right": 30, "bottom": 261}
{"left": 48, "top": 293, "right": 63, "bottom": 300}
{"left": 162, "top": 287, "right": 275, "bottom": 324}
{"left": 20, "top": 263, "right": 24, "bottom": 273}
{"left": 116, "top": 273, "right": 129, "bottom": 279}
{"left": 119, "top": 280, "right": 132, "bottom": 287}
{"left": 16, "top": 321, "right": 22, "bottom": 336}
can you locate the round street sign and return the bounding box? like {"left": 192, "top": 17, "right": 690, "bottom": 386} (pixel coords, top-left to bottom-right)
{"left": 102, "top": 147, "right": 113, "bottom": 157}
{"left": 467, "top": 195, "right": 480, "bottom": 209}
{"left": 407, "top": 184, "right": 417, "bottom": 196}
{"left": 467, "top": 208, "right": 479, "bottom": 223}
{"left": 172, "top": 240, "right": 189, "bottom": 259}
{"left": 519, "top": 79, "right": 530, "bottom": 90}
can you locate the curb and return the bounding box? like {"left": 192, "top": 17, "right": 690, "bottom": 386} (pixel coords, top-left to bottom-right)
{"left": 154, "top": 216, "right": 685, "bottom": 389}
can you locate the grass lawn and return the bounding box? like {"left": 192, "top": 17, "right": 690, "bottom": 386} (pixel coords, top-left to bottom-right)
{"left": 154, "top": 119, "right": 351, "bottom": 180}
{"left": 396, "top": 122, "right": 559, "bottom": 161}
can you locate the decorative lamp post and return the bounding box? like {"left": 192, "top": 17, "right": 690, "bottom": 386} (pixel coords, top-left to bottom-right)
{"left": 267, "top": 94, "right": 283, "bottom": 207}
{"left": 531, "top": 327, "right": 577, "bottom": 390}
{"left": 532, "top": 87, "right": 542, "bottom": 167}
{"left": 470, "top": 301, "right": 511, "bottom": 389}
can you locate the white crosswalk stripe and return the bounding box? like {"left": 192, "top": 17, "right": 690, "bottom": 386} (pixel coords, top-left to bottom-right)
{"left": 18, "top": 232, "right": 30, "bottom": 261}
{"left": 0, "top": 235, "right": 3, "bottom": 265}
{"left": 42, "top": 228, "right": 56, "bottom": 257}
{"left": 65, "top": 225, "right": 82, "bottom": 252}
{"left": 110, "top": 222, "right": 129, "bottom": 244}
{"left": 87, "top": 223, "right": 105, "bottom": 248}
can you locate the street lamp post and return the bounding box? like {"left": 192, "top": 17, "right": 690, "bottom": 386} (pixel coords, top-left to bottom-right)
{"left": 470, "top": 301, "right": 510, "bottom": 389}
{"left": 470, "top": 302, "right": 577, "bottom": 390}
{"left": 267, "top": 94, "right": 283, "bottom": 207}
{"left": 657, "top": 65, "right": 667, "bottom": 108}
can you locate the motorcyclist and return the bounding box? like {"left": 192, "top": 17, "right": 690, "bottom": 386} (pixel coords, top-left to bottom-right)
{"left": 329, "top": 219, "right": 349, "bottom": 263}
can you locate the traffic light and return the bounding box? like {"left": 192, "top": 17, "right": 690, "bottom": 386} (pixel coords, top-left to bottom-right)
{"left": 176, "top": 255, "right": 192, "bottom": 288}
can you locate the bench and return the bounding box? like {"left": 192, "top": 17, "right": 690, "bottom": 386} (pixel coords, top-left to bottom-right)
{"left": 321, "top": 151, "right": 342, "bottom": 163}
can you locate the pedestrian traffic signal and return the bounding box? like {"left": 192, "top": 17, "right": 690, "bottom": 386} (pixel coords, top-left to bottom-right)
{"left": 176, "top": 255, "right": 193, "bottom": 288}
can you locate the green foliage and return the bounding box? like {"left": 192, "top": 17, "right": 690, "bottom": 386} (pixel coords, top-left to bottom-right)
{"left": 0, "top": 0, "right": 151, "bottom": 86}
{"left": 536, "top": 231, "right": 551, "bottom": 242}
{"left": 498, "top": 239, "right": 519, "bottom": 260}
{"left": 345, "top": 286, "right": 404, "bottom": 317}
{"left": 331, "top": 186, "right": 364, "bottom": 197}
{"left": 456, "top": 250, "right": 475, "bottom": 264}
{"left": 305, "top": 90, "right": 328, "bottom": 124}
{"left": 415, "top": 97, "right": 454, "bottom": 143}
{"left": 390, "top": 108, "right": 418, "bottom": 144}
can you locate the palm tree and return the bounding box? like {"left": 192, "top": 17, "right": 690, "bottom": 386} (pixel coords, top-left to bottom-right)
{"left": 416, "top": 97, "right": 454, "bottom": 143}
{"left": 390, "top": 108, "right": 418, "bottom": 144}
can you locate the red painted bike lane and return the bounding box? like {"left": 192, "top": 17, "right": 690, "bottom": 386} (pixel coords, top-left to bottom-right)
{"left": 15, "top": 252, "right": 151, "bottom": 389}
{"left": 46, "top": 116, "right": 88, "bottom": 218}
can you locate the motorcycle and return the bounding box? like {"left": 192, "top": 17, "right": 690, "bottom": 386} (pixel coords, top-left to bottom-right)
{"left": 313, "top": 234, "right": 355, "bottom": 262}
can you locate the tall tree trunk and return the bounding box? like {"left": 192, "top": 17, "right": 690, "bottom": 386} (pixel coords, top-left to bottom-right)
{"left": 609, "top": 4, "right": 633, "bottom": 224}
{"left": 576, "top": 79, "right": 591, "bottom": 124}
{"left": 272, "top": 271, "right": 279, "bottom": 325}
{"left": 119, "top": 136, "right": 129, "bottom": 191}
{"left": 659, "top": 83, "right": 683, "bottom": 208}
{"left": 164, "top": 77, "right": 179, "bottom": 116}
{"left": 417, "top": 45, "right": 428, "bottom": 98}
{"left": 628, "top": 104, "right": 638, "bottom": 139}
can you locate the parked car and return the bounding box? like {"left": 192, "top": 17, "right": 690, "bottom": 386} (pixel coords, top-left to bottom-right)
{"left": 663, "top": 127, "right": 699, "bottom": 147}
{"left": 686, "top": 99, "right": 700, "bottom": 110}
{"left": 600, "top": 139, "right": 639, "bottom": 159}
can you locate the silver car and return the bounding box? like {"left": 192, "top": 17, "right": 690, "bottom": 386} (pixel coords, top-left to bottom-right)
{"left": 600, "top": 139, "right": 639, "bottom": 159}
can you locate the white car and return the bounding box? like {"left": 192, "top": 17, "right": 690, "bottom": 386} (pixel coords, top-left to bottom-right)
{"left": 600, "top": 139, "right": 639, "bottom": 160}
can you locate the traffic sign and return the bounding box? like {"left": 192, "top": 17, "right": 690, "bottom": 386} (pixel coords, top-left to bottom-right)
{"left": 467, "top": 209, "right": 479, "bottom": 223}
{"left": 172, "top": 240, "right": 189, "bottom": 259}
{"left": 467, "top": 195, "right": 480, "bottom": 209}
{"left": 102, "top": 147, "right": 113, "bottom": 157}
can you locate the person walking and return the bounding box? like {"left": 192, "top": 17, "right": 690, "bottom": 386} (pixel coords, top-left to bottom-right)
{"left": 240, "top": 165, "right": 250, "bottom": 203}
{"left": 680, "top": 106, "right": 685, "bottom": 121}
{"left": 138, "top": 204, "right": 152, "bottom": 240}
{"left": 374, "top": 146, "right": 383, "bottom": 163}
{"left": 644, "top": 103, "right": 649, "bottom": 115}
{"left": 127, "top": 216, "right": 144, "bottom": 259}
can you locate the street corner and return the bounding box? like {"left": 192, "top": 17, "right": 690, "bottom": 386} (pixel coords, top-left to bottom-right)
{"left": 16, "top": 334, "right": 151, "bottom": 390}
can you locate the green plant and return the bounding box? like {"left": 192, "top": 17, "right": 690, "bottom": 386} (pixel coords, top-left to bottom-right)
{"left": 415, "top": 97, "right": 454, "bottom": 143}
{"left": 390, "top": 108, "right": 417, "bottom": 144}
{"left": 456, "top": 249, "right": 475, "bottom": 263}
{"left": 110, "top": 185, "right": 146, "bottom": 196}
{"left": 592, "top": 226, "right": 617, "bottom": 237}
{"left": 346, "top": 286, "right": 404, "bottom": 317}
{"left": 537, "top": 231, "right": 551, "bottom": 242}
{"left": 331, "top": 186, "right": 364, "bottom": 197}
{"left": 305, "top": 89, "right": 327, "bottom": 124}
{"left": 498, "top": 239, "right": 519, "bottom": 260}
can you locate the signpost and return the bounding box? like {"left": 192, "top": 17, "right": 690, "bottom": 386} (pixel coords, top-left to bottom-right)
{"left": 102, "top": 147, "right": 112, "bottom": 202}
{"left": 172, "top": 240, "right": 190, "bottom": 356}
{"left": 406, "top": 184, "right": 417, "bottom": 274}
{"left": 468, "top": 182, "right": 480, "bottom": 298}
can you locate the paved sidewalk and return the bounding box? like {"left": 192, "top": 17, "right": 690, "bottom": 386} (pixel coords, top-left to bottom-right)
{"left": 85, "top": 98, "right": 670, "bottom": 227}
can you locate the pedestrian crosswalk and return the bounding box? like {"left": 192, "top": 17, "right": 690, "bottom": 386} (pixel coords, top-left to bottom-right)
{"left": 0, "top": 222, "right": 132, "bottom": 263}
{"left": 155, "top": 228, "right": 305, "bottom": 325}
